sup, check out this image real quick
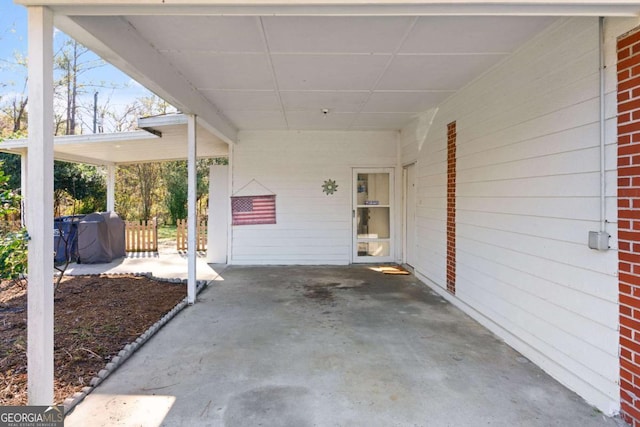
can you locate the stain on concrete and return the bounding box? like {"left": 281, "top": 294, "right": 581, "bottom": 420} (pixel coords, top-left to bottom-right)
{"left": 302, "top": 278, "right": 366, "bottom": 302}
{"left": 303, "top": 285, "right": 334, "bottom": 301}
{"left": 223, "top": 385, "right": 313, "bottom": 427}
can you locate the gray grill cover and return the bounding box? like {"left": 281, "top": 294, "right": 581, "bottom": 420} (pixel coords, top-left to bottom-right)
{"left": 103, "top": 212, "right": 126, "bottom": 258}
{"left": 77, "top": 212, "right": 126, "bottom": 264}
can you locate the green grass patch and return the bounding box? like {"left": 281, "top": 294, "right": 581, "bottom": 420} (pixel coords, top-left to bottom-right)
{"left": 157, "top": 225, "right": 177, "bottom": 240}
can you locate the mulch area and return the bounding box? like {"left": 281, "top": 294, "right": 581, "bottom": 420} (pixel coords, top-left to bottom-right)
{"left": 0, "top": 274, "right": 186, "bottom": 405}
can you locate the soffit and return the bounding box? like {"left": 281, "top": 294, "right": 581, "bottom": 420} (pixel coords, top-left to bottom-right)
{"left": 28, "top": 0, "right": 638, "bottom": 132}
{"left": 117, "top": 15, "right": 555, "bottom": 130}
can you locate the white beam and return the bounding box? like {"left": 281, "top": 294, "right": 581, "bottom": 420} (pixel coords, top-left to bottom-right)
{"left": 106, "top": 164, "right": 116, "bottom": 212}
{"left": 16, "top": 1, "right": 640, "bottom": 17}
{"left": 2, "top": 147, "right": 113, "bottom": 167}
{"left": 54, "top": 15, "right": 237, "bottom": 145}
{"left": 47, "top": 152, "right": 115, "bottom": 166}
{"left": 26, "top": 5, "right": 54, "bottom": 406}
{"left": 187, "top": 114, "right": 197, "bottom": 304}
{"left": 137, "top": 114, "right": 187, "bottom": 128}
{"left": 0, "top": 131, "right": 156, "bottom": 149}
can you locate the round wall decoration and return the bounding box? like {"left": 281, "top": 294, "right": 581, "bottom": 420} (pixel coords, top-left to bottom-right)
{"left": 322, "top": 179, "right": 338, "bottom": 195}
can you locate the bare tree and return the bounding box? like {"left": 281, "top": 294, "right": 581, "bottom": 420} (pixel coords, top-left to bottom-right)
{"left": 99, "top": 97, "right": 139, "bottom": 132}
{"left": 0, "top": 52, "right": 28, "bottom": 135}
{"left": 136, "top": 94, "right": 174, "bottom": 117}
{"left": 54, "top": 38, "right": 106, "bottom": 135}
{"left": 0, "top": 94, "right": 27, "bottom": 136}
{"left": 9, "top": 95, "right": 27, "bottom": 133}
{"left": 136, "top": 163, "right": 161, "bottom": 221}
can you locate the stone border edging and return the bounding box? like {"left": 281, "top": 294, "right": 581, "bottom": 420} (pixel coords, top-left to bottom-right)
{"left": 62, "top": 272, "right": 209, "bottom": 414}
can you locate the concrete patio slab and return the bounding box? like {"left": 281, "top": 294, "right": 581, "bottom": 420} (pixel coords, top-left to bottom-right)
{"left": 64, "top": 266, "right": 622, "bottom": 427}
{"left": 64, "top": 251, "right": 218, "bottom": 281}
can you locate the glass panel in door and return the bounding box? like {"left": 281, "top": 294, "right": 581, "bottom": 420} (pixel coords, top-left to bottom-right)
{"left": 354, "top": 169, "right": 393, "bottom": 262}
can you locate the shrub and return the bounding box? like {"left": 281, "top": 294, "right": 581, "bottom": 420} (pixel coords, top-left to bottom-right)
{"left": 0, "top": 160, "right": 27, "bottom": 285}
{"left": 0, "top": 229, "right": 28, "bottom": 285}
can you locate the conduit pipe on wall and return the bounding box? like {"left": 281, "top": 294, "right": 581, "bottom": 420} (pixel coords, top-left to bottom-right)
{"left": 599, "top": 16, "right": 606, "bottom": 234}
{"left": 589, "top": 16, "right": 610, "bottom": 251}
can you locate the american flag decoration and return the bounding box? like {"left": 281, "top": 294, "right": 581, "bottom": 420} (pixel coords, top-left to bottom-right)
{"left": 231, "top": 195, "right": 276, "bottom": 226}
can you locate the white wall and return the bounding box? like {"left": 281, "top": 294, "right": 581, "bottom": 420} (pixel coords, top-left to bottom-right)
{"left": 208, "top": 164, "right": 229, "bottom": 263}
{"left": 400, "top": 17, "right": 635, "bottom": 415}
{"left": 231, "top": 130, "right": 398, "bottom": 264}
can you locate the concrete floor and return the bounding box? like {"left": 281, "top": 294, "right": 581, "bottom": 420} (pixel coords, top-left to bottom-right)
{"left": 65, "top": 251, "right": 218, "bottom": 281}
{"left": 65, "top": 266, "right": 621, "bottom": 427}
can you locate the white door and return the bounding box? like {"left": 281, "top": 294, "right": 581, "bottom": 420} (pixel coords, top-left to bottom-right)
{"left": 404, "top": 164, "right": 416, "bottom": 267}
{"left": 353, "top": 168, "right": 394, "bottom": 263}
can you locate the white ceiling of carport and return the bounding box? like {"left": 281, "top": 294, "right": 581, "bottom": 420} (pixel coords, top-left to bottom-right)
{"left": 122, "top": 15, "right": 555, "bottom": 131}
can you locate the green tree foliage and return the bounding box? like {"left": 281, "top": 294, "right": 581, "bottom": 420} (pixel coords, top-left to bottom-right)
{"left": 114, "top": 165, "right": 138, "bottom": 220}
{"left": 0, "top": 160, "right": 27, "bottom": 284}
{"left": 164, "top": 161, "right": 187, "bottom": 225}
{"left": 54, "top": 161, "right": 106, "bottom": 216}
{"left": 162, "top": 158, "right": 217, "bottom": 225}
{"left": 115, "top": 162, "right": 163, "bottom": 221}
{"left": 0, "top": 164, "right": 20, "bottom": 220}
{"left": 0, "top": 150, "right": 106, "bottom": 216}
{"left": 0, "top": 228, "right": 28, "bottom": 284}
{"left": 136, "top": 163, "right": 161, "bottom": 221}
{"left": 112, "top": 94, "right": 178, "bottom": 222}
{"left": 0, "top": 152, "right": 20, "bottom": 190}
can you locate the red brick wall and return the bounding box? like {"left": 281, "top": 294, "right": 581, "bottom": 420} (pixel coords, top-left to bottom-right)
{"left": 618, "top": 26, "right": 640, "bottom": 427}
{"left": 447, "top": 121, "right": 457, "bottom": 295}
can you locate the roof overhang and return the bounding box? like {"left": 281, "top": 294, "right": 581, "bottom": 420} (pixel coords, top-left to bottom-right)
{"left": 13, "top": 1, "right": 640, "bottom": 136}
{"left": 0, "top": 114, "right": 229, "bottom": 166}
{"left": 15, "top": 1, "right": 640, "bottom": 17}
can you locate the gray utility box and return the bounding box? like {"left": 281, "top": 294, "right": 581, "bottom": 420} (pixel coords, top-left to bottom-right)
{"left": 588, "top": 231, "right": 610, "bottom": 251}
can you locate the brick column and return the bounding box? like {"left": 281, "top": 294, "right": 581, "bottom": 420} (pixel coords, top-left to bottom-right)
{"left": 618, "top": 26, "right": 640, "bottom": 426}
{"left": 447, "top": 121, "right": 457, "bottom": 295}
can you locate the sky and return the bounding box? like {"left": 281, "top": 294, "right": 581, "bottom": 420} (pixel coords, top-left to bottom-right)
{"left": 0, "top": 0, "right": 155, "bottom": 133}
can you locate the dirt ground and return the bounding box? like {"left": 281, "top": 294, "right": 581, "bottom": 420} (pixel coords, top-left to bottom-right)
{"left": 0, "top": 275, "right": 186, "bottom": 405}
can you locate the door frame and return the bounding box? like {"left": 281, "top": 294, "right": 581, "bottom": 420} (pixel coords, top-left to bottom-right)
{"left": 352, "top": 167, "right": 395, "bottom": 263}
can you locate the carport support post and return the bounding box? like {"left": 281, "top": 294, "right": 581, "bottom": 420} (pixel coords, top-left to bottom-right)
{"left": 187, "top": 114, "right": 197, "bottom": 304}
{"left": 26, "top": 6, "right": 54, "bottom": 405}
{"left": 106, "top": 164, "right": 116, "bottom": 212}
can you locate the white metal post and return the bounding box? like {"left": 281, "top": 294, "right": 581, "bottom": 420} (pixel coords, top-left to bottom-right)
{"left": 106, "top": 164, "right": 116, "bottom": 212}
{"left": 187, "top": 115, "right": 197, "bottom": 303}
{"left": 26, "top": 6, "right": 54, "bottom": 405}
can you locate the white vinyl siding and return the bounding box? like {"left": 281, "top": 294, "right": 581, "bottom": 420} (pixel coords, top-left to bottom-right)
{"left": 231, "top": 130, "right": 397, "bottom": 265}
{"left": 400, "top": 119, "right": 420, "bottom": 165}
{"left": 401, "top": 17, "right": 633, "bottom": 415}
